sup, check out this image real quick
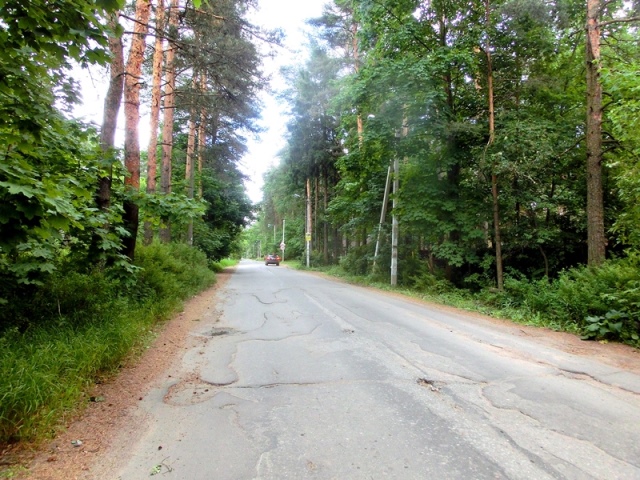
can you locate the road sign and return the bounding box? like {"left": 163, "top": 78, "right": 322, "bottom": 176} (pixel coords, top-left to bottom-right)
{"left": 280, "top": 242, "right": 286, "bottom": 251}
{"left": 305, "top": 232, "right": 311, "bottom": 242}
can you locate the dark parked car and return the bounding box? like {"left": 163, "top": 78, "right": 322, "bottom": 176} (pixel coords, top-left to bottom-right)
{"left": 264, "top": 254, "right": 280, "bottom": 266}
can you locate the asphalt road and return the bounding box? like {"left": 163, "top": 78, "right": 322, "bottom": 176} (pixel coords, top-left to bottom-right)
{"left": 109, "top": 260, "right": 640, "bottom": 479}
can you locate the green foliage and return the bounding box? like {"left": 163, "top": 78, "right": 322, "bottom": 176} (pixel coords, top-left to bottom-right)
{"left": 479, "top": 258, "right": 640, "bottom": 344}
{"left": 581, "top": 311, "right": 638, "bottom": 343}
{"left": 410, "top": 272, "right": 454, "bottom": 295}
{"left": 209, "top": 258, "right": 237, "bottom": 272}
{"left": 139, "top": 191, "right": 207, "bottom": 234}
{"left": 0, "top": 121, "right": 130, "bottom": 292}
{"left": 0, "top": 243, "right": 215, "bottom": 444}
{"left": 0, "top": 0, "right": 128, "bottom": 291}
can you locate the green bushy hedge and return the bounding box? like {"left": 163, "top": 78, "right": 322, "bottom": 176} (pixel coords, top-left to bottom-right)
{"left": 0, "top": 243, "right": 215, "bottom": 444}
{"left": 485, "top": 257, "right": 640, "bottom": 344}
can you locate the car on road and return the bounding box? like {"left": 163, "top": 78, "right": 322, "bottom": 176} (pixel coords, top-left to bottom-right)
{"left": 264, "top": 254, "right": 280, "bottom": 266}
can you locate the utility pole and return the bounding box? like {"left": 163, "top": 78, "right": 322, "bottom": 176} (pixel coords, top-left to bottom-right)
{"left": 282, "top": 219, "right": 286, "bottom": 262}
{"left": 306, "top": 178, "right": 312, "bottom": 268}
{"left": 390, "top": 157, "right": 399, "bottom": 286}
{"left": 391, "top": 115, "right": 407, "bottom": 286}
{"left": 373, "top": 165, "right": 392, "bottom": 271}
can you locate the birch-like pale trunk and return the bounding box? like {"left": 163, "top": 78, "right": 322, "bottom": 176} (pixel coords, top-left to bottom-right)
{"left": 97, "top": 12, "right": 125, "bottom": 212}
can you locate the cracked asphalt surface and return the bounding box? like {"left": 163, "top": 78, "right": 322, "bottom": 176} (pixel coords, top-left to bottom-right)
{"left": 106, "top": 260, "right": 640, "bottom": 479}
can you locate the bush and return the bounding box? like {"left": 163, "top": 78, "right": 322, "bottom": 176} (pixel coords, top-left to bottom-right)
{"left": 410, "top": 272, "right": 454, "bottom": 294}
{"left": 554, "top": 259, "right": 640, "bottom": 343}
{"left": 339, "top": 247, "right": 371, "bottom": 275}
{"left": 0, "top": 242, "right": 215, "bottom": 444}
{"left": 487, "top": 258, "right": 640, "bottom": 344}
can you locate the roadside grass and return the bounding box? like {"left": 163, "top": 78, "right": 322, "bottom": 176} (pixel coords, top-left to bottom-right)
{"left": 210, "top": 258, "right": 239, "bottom": 272}
{"left": 0, "top": 243, "right": 216, "bottom": 447}
{"left": 282, "top": 259, "right": 301, "bottom": 269}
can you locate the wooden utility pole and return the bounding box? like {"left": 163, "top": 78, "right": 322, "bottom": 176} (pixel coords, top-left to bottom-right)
{"left": 306, "top": 178, "right": 312, "bottom": 268}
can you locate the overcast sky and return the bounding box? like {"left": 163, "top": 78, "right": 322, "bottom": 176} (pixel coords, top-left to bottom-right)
{"left": 242, "top": 0, "right": 327, "bottom": 202}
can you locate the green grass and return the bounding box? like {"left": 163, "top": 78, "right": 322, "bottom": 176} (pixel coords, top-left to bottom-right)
{"left": 209, "top": 257, "right": 239, "bottom": 272}
{"left": 0, "top": 243, "right": 216, "bottom": 445}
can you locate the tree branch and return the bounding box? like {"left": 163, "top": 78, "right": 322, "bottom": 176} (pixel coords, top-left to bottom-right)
{"left": 599, "top": 16, "right": 640, "bottom": 27}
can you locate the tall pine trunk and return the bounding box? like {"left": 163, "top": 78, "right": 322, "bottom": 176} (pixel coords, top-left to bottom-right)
{"left": 323, "top": 171, "right": 329, "bottom": 264}
{"left": 485, "top": 0, "right": 503, "bottom": 290}
{"left": 351, "top": 20, "right": 364, "bottom": 147}
{"left": 198, "top": 73, "right": 207, "bottom": 198}
{"left": 185, "top": 75, "right": 197, "bottom": 245}
{"left": 159, "top": 0, "right": 179, "bottom": 243}
{"left": 144, "top": 0, "right": 165, "bottom": 245}
{"left": 586, "top": 0, "right": 606, "bottom": 265}
{"left": 122, "top": 0, "right": 151, "bottom": 260}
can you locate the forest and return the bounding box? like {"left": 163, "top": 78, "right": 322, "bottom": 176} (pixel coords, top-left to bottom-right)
{"left": 250, "top": 0, "right": 640, "bottom": 346}
{"left": 0, "top": 0, "right": 268, "bottom": 445}
{"left": 1, "top": 0, "right": 639, "bottom": 450}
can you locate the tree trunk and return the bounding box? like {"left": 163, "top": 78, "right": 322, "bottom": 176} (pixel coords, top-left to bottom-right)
{"left": 159, "top": 0, "right": 179, "bottom": 243}
{"left": 323, "top": 172, "right": 329, "bottom": 264}
{"left": 122, "top": 0, "right": 151, "bottom": 260}
{"left": 485, "top": 0, "right": 504, "bottom": 290}
{"left": 97, "top": 12, "right": 125, "bottom": 212}
{"left": 586, "top": 0, "right": 606, "bottom": 265}
{"left": 144, "top": 0, "right": 165, "bottom": 245}
{"left": 197, "top": 73, "right": 207, "bottom": 198}
{"left": 351, "top": 20, "right": 364, "bottom": 147}
{"left": 185, "top": 77, "right": 197, "bottom": 246}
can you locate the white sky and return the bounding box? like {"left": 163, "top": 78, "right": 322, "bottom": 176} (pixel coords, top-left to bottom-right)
{"left": 73, "top": 0, "right": 328, "bottom": 204}
{"left": 243, "top": 0, "right": 327, "bottom": 202}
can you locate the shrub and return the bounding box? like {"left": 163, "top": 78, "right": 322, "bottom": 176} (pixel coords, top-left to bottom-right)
{"left": 339, "top": 247, "right": 371, "bottom": 275}
{"left": 0, "top": 242, "right": 215, "bottom": 443}
{"left": 489, "top": 258, "right": 640, "bottom": 344}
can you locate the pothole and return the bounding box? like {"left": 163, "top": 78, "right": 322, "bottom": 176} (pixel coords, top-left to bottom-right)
{"left": 164, "top": 377, "right": 237, "bottom": 406}
{"left": 417, "top": 377, "right": 445, "bottom": 392}
{"left": 206, "top": 327, "right": 235, "bottom": 337}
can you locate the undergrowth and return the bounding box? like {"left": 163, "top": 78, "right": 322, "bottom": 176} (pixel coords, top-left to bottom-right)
{"left": 209, "top": 257, "right": 238, "bottom": 272}
{"left": 0, "top": 243, "right": 215, "bottom": 445}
